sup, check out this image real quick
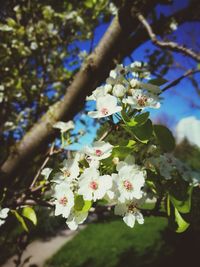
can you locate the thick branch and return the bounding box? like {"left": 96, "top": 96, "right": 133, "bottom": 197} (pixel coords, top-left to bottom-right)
{"left": 1, "top": 1, "right": 159, "bottom": 185}
{"left": 136, "top": 12, "right": 200, "bottom": 62}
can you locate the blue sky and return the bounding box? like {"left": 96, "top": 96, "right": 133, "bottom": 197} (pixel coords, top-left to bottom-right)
{"left": 68, "top": 0, "right": 200, "bottom": 149}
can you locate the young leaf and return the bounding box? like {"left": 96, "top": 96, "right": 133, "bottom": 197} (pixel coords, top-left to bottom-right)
{"left": 12, "top": 210, "right": 29, "bottom": 232}
{"left": 174, "top": 207, "right": 190, "bottom": 233}
{"left": 74, "top": 195, "right": 92, "bottom": 212}
{"left": 112, "top": 146, "right": 133, "bottom": 159}
{"left": 127, "top": 112, "right": 149, "bottom": 127}
{"left": 22, "top": 207, "right": 37, "bottom": 226}
{"left": 148, "top": 78, "right": 168, "bottom": 86}
{"left": 170, "top": 186, "right": 193, "bottom": 214}
{"left": 154, "top": 124, "right": 175, "bottom": 152}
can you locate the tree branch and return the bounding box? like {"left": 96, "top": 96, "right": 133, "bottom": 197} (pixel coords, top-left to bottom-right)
{"left": 162, "top": 69, "right": 200, "bottom": 92}
{"left": 0, "top": 0, "right": 159, "bottom": 186}
{"left": 122, "top": 1, "right": 200, "bottom": 59}
{"left": 136, "top": 12, "right": 200, "bottom": 62}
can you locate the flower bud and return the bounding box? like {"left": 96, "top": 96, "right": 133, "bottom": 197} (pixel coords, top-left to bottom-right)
{"left": 130, "top": 79, "right": 140, "bottom": 88}
{"left": 112, "top": 157, "right": 119, "bottom": 165}
{"left": 112, "top": 84, "right": 126, "bottom": 97}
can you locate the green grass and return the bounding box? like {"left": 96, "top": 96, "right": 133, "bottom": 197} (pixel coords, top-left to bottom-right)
{"left": 46, "top": 207, "right": 200, "bottom": 267}
{"left": 46, "top": 216, "right": 171, "bottom": 267}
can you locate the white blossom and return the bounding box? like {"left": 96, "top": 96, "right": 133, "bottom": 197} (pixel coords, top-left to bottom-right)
{"left": 54, "top": 158, "right": 79, "bottom": 183}
{"left": 41, "top": 167, "right": 52, "bottom": 179}
{"left": 170, "top": 21, "right": 178, "bottom": 31}
{"left": 53, "top": 120, "right": 74, "bottom": 133}
{"left": 114, "top": 165, "right": 145, "bottom": 202}
{"left": 106, "top": 65, "right": 128, "bottom": 86}
{"left": 130, "top": 78, "right": 140, "bottom": 88}
{"left": 78, "top": 167, "right": 113, "bottom": 201}
{"left": 116, "top": 155, "right": 137, "bottom": 171}
{"left": 146, "top": 153, "right": 200, "bottom": 185}
{"left": 114, "top": 201, "right": 144, "bottom": 228}
{"left": 0, "top": 208, "right": 9, "bottom": 227}
{"left": 86, "top": 85, "right": 112, "bottom": 101}
{"left": 30, "top": 42, "right": 38, "bottom": 50}
{"left": 123, "top": 89, "right": 160, "bottom": 109}
{"left": 83, "top": 141, "right": 113, "bottom": 161}
{"left": 66, "top": 210, "right": 88, "bottom": 230}
{"left": 54, "top": 182, "right": 74, "bottom": 218}
{"left": 88, "top": 94, "right": 122, "bottom": 118}
{"left": 108, "top": 2, "right": 118, "bottom": 15}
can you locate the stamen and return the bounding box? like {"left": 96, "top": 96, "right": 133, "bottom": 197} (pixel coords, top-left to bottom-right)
{"left": 59, "top": 196, "right": 68, "bottom": 206}
{"left": 63, "top": 170, "right": 71, "bottom": 177}
{"left": 101, "top": 108, "right": 109, "bottom": 115}
{"left": 95, "top": 149, "right": 103, "bottom": 156}
{"left": 123, "top": 180, "right": 133, "bottom": 191}
{"left": 89, "top": 181, "right": 98, "bottom": 190}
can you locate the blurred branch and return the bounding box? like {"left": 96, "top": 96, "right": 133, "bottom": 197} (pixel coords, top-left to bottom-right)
{"left": 161, "top": 69, "right": 200, "bottom": 92}
{"left": 136, "top": 12, "right": 200, "bottom": 62}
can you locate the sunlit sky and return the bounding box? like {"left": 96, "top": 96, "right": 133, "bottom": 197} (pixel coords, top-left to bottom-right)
{"left": 67, "top": 0, "right": 200, "bottom": 149}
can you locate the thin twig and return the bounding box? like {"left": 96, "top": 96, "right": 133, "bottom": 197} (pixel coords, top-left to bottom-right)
{"left": 99, "top": 128, "right": 113, "bottom": 141}
{"left": 30, "top": 143, "right": 55, "bottom": 189}
{"left": 161, "top": 69, "right": 200, "bottom": 92}
{"left": 136, "top": 12, "right": 200, "bottom": 62}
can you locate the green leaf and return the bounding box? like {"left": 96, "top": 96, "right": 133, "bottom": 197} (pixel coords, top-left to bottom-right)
{"left": 6, "top": 18, "right": 16, "bottom": 27}
{"left": 112, "top": 146, "right": 133, "bottom": 159}
{"left": 170, "top": 186, "right": 193, "bottom": 214}
{"left": 132, "top": 119, "right": 153, "bottom": 143}
{"left": 22, "top": 207, "right": 37, "bottom": 226}
{"left": 154, "top": 125, "right": 175, "bottom": 152}
{"left": 84, "top": 0, "right": 94, "bottom": 8}
{"left": 127, "top": 112, "right": 149, "bottom": 127}
{"left": 167, "top": 194, "right": 171, "bottom": 216}
{"left": 126, "top": 140, "right": 136, "bottom": 148}
{"left": 12, "top": 210, "right": 28, "bottom": 232}
{"left": 74, "top": 195, "right": 92, "bottom": 212}
{"left": 121, "top": 110, "right": 131, "bottom": 124}
{"left": 148, "top": 78, "right": 168, "bottom": 86}
{"left": 174, "top": 208, "right": 190, "bottom": 233}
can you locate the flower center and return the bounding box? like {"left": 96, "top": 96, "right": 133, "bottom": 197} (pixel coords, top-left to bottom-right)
{"left": 123, "top": 180, "right": 133, "bottom": 191}
{"left": 89, "top": 181, "right": 98, "bottom": 190}
{"left": 63, "top": 170, "right": 71, "bottom": 177}
{"left": 127, "top": 203, "right": 137, "bottom": 213}
{"left": 59, "top": 196, "right": 68, "bottom": 206}
{"left": 137, "top": 96, "right": 147, "bottom": 107}
{"left": 101, "top": 107, "right": 109, "bottom": 115}
{"left": 95, "top": 149, "right": 103, "bottom": 157}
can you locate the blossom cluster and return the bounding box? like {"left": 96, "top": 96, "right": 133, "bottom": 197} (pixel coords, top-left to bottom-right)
{"left": 51, "top": 141, "right": 146, "bottom": 230}
{"left": 145, "top": 153, "right": 199, "bottom": 186}
{"left": 87, "top": 63, "right": 161, "bottom": 119}
{"left": 1, "top": 62, "right": 199, "bottom": 234}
